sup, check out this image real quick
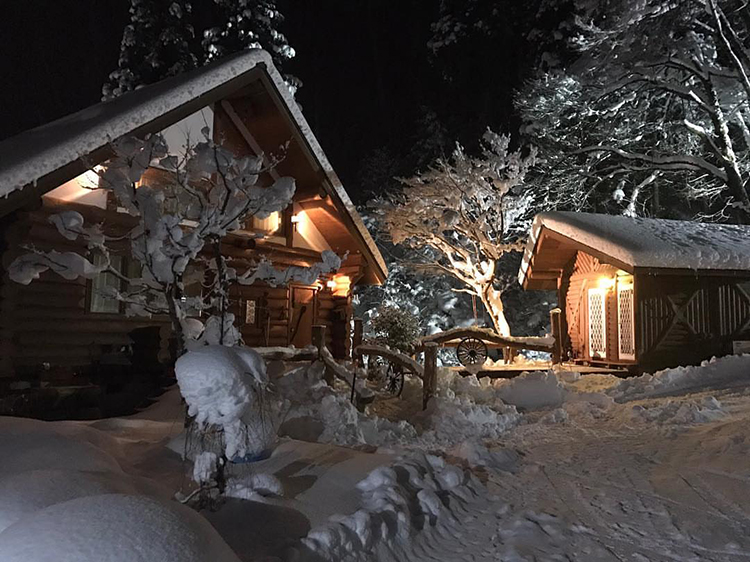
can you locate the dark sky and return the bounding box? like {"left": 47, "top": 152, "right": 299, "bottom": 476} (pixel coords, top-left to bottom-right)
{"left": 0, "top": 1, "right": 511, "bottom": 201}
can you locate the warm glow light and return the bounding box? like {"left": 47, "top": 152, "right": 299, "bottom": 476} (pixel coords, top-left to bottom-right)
{"left": 290, "top": 214, "right": 301, "bottom": 224}
{"left": 598, "top": 276, "right": 616, "bottom": 290}
{"left": 330, "top": 275, "right": 351, "bottom": 297}
{"left": 326, "top": 279, "right": 337, "bottom": 290}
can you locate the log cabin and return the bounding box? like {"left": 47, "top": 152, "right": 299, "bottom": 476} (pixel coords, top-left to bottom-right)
{"left": 0, "top": 50, "right": 387, "bottom": 399}
{"left": 519, "top": 212, "right": 750, "bottom": 373}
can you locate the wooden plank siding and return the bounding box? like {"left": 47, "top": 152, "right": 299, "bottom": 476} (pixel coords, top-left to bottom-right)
{"left": 560, "top": 252, "right": 620, "bottom": 362}
{"left": 634, "top": 273, "right": 750, "bottom": 372}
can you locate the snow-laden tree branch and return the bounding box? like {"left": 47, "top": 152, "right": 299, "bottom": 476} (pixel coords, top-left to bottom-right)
{"left": 9, "top": 132, "right": 342, "bottom": 356}
{"left": 380, "top": 129, "right": 537, "bottom": 336}
{"left": 517, "top": 0, "right": 750, "bottom": 221}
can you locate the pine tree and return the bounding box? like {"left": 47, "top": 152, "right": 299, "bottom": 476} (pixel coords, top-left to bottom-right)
{"left": 203, "top": 0, "right": 300, "bottom": 92}
{"left": 102, "top": 0, "right": 199, "bottom": 100}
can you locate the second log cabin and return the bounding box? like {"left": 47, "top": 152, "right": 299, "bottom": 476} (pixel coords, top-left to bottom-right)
{"left": 520, "top": 212, "right": 750, "bottom": 373}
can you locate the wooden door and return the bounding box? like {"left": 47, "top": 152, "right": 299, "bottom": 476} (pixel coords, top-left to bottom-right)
{"left": 588, "top": 288, "right": 607, "bottom": 359}
{"left": 289, "top": 287, "right": 317, "bottom": 347}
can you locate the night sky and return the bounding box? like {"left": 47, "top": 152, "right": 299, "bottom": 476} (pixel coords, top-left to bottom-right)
{"left": 0, "top": 1, "right": 520, "bottom": 201}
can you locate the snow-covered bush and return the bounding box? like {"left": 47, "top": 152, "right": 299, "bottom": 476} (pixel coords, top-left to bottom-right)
{"left": 176, "top": 346, "right": 277, "bottom": 465}
{"left": 368, "top": 304, "right": 421, "bottom": 353}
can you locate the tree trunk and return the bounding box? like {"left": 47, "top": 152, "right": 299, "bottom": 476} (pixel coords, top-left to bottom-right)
{"left": 479, "top": 283, "right": 511, "bottom": 337}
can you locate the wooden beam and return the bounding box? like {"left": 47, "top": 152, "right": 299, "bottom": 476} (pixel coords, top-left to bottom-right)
{"left": 220, "top": 99, "right": 280, "bottom": 180}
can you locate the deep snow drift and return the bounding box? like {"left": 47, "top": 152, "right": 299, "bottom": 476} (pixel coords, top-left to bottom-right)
{"left": 3, "top": 353, "right": 750, "bottom": 561}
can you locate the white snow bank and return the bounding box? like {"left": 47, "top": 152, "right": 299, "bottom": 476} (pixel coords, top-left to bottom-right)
{"left": 0, "top": 494, "right": 241, "bottom": 562}
{"left": 176, "top": 345, "right": 276, "bottom": 459}
{"left": 278, "top": 362, "right": 417, "bottom": 448}
{"left": 444, "top": 370, "right": 614, "bottom": 411}
{"left": 0, "top": 469, "right": 140, "bottom": 534}
{"left": 629, "top": 396, "right": 726, "bottom": 425}
{"left": 609, "top": 354, "right": 750, "bottom": 402}
{"left": 294, "top": 453, "right": 484, "bottom": 561}
{"left": 0, "top": 417, "right": 123, "bottom": 475}
{"left": 225, "top": 473, "right": 284, "bottom": 502}
{"left": 0, "top": 416, "right": 239, "bottom": 561}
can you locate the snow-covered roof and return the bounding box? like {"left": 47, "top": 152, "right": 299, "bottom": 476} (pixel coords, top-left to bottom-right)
{"left": 0, "top": 51, "right": 271, "bottom": 200}
{"left": 520, "top": 211, "right": 750, "bottom": 286}
{"left": 0, "top": 49, "right": 387, "bottom": 282}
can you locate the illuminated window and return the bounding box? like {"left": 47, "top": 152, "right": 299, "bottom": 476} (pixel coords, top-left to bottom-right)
{"left": 250, "top": 211, "right": 284, "bottom": 235}
{"left": 88, "top": 255, "right": 124, "bottom": 314}
{"left": 244, "top": 299, "right": 257, "bottom": 326}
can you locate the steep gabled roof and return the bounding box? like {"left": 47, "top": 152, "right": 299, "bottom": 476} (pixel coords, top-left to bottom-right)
{"left": 0, "top": 50, "right": 386, "bottom": 283}
{"left": 520, "top": 211, "right": 750, "bottom": 289}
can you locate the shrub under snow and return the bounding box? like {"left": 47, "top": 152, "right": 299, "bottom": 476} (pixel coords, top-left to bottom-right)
{"left": 176, "top": 345, "right": 277, "bottom": 460}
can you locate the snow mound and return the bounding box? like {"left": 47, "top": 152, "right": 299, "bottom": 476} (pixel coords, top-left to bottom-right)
{"left": 176, "top": 345, "right": 275, "bottom": 458}
{"left": 226, "top": 473, "right": 284, "bottom": 501}
{"left": 0, "top": 494, "right": 241, "bottom": 562}
{"left": 0, "top": 469, "right": 140, "bottom": 534}
{"left": 294, "top": 453, "right": 484, "bottom": 561}
{"left": 629, "top": 396, "right": 726, "bottom": 425}
{"left": 0, "top": 417, "right": 123, "bottom": 476}
{"left": 420, "top": 395, "right": 520, "bottom": 442}
{"left": 609, "top": 354, "right": 750, "bottom": 401}
{"left": 277, "top": 362, "right": 418, "bottom": 448}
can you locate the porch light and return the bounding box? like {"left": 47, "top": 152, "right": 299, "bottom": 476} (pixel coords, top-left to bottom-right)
{"left": 326, "top": 279, "right": 337, "bottom": 290}
{"left": 598, "top": 276, "right": 616, "bottom": 290}
{"left": 290, "top": 213, "right": 301, "bottom": 232}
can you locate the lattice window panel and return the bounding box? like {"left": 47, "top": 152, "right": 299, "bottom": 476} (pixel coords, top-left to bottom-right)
{"left": 588, "top": 289, "right": 607, "bottom": 359}
{"left": 617, "top": 285, "right": 635, "bottom": 360}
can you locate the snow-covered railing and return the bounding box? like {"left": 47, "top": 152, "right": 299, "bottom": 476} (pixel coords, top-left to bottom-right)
{"left": 352, "top": 344, "right": 425, "bottom": 380}
{"left": 254, "top": 346, "right": 318, "bottom": 362}
{"left": 352, "top": 342, "right": 438, "bottom": 410}
{"left": 417, "top": 326, "right": 555, "bottom": 353}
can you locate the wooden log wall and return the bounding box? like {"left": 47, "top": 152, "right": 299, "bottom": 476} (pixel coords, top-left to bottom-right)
{"left": 0, "top": 204, "right": 171, "bottom": 379}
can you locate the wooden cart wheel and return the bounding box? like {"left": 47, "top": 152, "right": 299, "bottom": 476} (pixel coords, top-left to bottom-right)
{"left": 385, "top": 362, "right": 406, "bottom": 396}
{"left": 456, "top": 337, "right": 488, "bottom": 366}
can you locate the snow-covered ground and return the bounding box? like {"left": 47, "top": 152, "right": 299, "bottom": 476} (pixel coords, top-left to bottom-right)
{"left": 2, "top": 354, "right": 750, "bottom": 560}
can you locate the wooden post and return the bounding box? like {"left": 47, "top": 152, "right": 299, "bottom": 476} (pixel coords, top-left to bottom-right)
{"left": 550, "top": 308, "right": 563, "bottom": 364}
{"left": 353, "top": 317, "right": 363, "bottom": 365}
{"left": 312, "top": 324, "right": 334, "bottom": 385}
{"left": 422, "top": 343, "right": 438, "bottom": 410}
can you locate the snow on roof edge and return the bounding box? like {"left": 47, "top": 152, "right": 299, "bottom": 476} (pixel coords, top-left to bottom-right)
{"left": 0, "top": 50, "right": 272, "bottom": 200}
{"left": 257, "top": 58, "right": 388, "bottom": 281}
{"left": 519, "top": 211, "right": 750, "bottom": 288}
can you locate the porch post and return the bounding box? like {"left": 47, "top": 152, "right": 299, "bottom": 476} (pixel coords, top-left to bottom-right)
{"left": 550, "top": 308, "right": 563, "bottom": 364}
{"left": 422, "top": 343, "right": 438, "bottom": 410}
{"left": 352, "top": 317, "right": 363, "bottom": 365}
{"left": 312, "top": 324, "right": 334, "bottom": 385}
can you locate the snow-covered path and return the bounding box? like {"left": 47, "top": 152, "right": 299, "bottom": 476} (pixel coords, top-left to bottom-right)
{"left": 489, "top": 385, "right": 750, "bottom": 561}
{"left": 354, "top": 382, "right": 750, "bottom": 562}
